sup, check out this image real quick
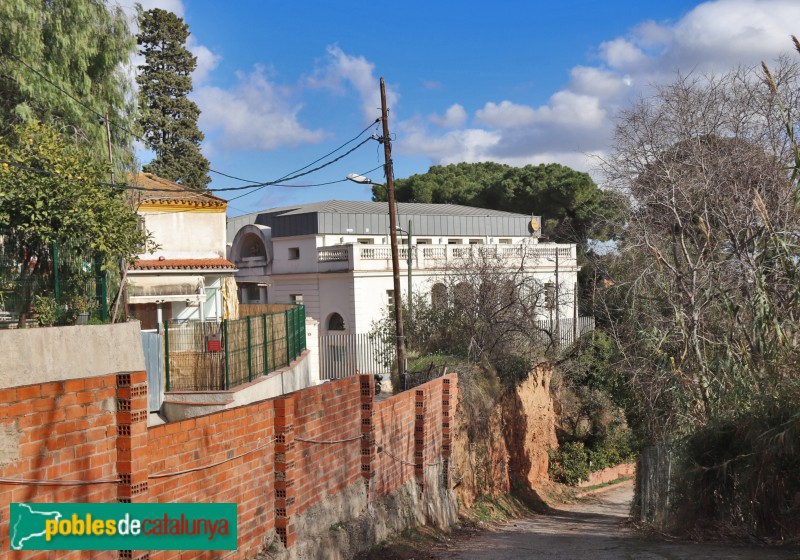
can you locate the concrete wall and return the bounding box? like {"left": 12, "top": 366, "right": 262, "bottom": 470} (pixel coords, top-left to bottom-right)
{"left": 0, "top": 321, "right": 144, "bottom": 389}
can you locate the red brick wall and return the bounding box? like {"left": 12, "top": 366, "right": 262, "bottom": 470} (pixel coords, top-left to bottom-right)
{"left": 289, "top": 377, "right": 364, "bottom": 514}
{"left": 146, "top": 401, "right": 276, "bottom": 560}
{"left": 0, "top": 373, "right": 132, "bottom": 560}
{"left": 372, "top": 389, "right": 416, "bottom": 496}
{"left": 1, "top": 371, "right": 459, "bottom": 560}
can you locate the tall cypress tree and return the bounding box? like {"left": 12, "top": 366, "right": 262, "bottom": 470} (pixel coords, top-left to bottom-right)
{"left": 136, "top": 8, "right": 210, "bottom": 189}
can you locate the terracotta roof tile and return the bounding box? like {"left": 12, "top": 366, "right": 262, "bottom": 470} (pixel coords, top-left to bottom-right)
{"left": 130, "top": 173, "right": 227, "bottom": 206}
{"left": 132, "top": 258, "right": 236, "bottom": 270}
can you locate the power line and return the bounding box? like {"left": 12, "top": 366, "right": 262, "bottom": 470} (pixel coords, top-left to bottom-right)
{"left": 0, "top": 146, "right": 378, "bottom": 194}
{"left": 2, "top": 50, "right": 382, "bottom": 189}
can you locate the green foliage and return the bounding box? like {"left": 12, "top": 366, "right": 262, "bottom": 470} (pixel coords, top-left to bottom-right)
{"left": 137, "top": 8, "right": 210, "bottom": 189}
{"left": 376, "top": 162, "right": 624, "bottom": 246}
{"left": 676, "top": 395, "right": 800, "bottom": 538}
{"left": 0, "top": 121, "right": 150, "bottom": 317}
{"left": 0, "top": 122, "right": 147, "bottom": 256}
{"left": 548, "top": 442, "right": 589, "bottom": 486}
{"left": 0, "top": 0, "right": 137, "bottom": 169}
{"left": 32, "top": 293, "right": 57, "bottom": 326}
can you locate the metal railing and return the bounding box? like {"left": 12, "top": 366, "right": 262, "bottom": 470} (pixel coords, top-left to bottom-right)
{"left": 164, "top": 304, "right": 306, "bottom": 391}
{"left": 319, "top": 332, "right": 392, "bottom": 380}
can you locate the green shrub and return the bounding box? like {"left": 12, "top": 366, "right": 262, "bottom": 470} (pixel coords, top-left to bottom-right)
{"left": 549, "top": 442, "right": 589, "bottom": 485}
{"left": 32, "top": 294, "right": 58, "bottom": 326}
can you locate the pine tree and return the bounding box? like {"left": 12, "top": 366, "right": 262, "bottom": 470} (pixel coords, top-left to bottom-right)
{"left": 136, "top": 8, "right": 210, "bottom": 189}
{"left": 0, "top": 0, "right": 137, "bottom": 169}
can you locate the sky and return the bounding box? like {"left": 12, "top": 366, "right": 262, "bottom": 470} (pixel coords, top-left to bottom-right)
{"left": 130, "top": 0, "right": 800, "bottom": 216}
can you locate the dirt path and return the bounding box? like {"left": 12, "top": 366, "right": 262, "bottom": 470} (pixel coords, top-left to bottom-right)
{"left": 436, "top": 481, "right": 799, "bottom": 559}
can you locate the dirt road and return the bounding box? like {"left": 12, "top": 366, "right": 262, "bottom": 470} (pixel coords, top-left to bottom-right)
{"left": 437, "top": 481, "right": 799, "bottom": 559}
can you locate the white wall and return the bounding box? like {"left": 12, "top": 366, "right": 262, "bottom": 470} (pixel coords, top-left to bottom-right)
{"left": 271, "top": 236, "right": 320, "bottom": 275}
{"left": 140, "top": 210, "right": 226, "bottom": 258}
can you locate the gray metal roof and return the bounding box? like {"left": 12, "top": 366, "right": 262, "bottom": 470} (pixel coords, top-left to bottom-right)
{"left": 248, "top": 200, "right": 536, "bottom": 238}
{"left": 253, "top": 200, "right": 536, "bottom": 239}
{"left": 269, "top": 200, "right": 526, "bottom": 218}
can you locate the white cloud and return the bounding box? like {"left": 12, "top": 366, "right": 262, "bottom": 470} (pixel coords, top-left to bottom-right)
{"left": 429, "top": 104, "right": 468, "bottom": 128}
{"left": 569, "top": 66, "right": 629, "bottom": 98}
{"left": 187, "top": 37, "right": 221, "bottom": 84}
{"left": 397, "top": 0, "right": 800, "bottom": 176}
{"left": 308, "top": 45, "right": 398, "bottom": 123}
{"left": 599, "top": 38, "right": 647, "bottom": 70}
{"left": 195, "top": 66, "right": 326, "bottom": 152}
{"left": 476, "top": 101, "right": 537, "bottom": 129}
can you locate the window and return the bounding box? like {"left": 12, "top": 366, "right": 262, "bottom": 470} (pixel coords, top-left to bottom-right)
{"left": 544, "top": 282, "right": 555, "bottom": 310}
{"left": 246, "top": 284, "right": 261, "bottom": 302}
{"left": 357, "top": 238, "right": 373, "bottom": 245}
{"left": 447, "top": 239, "right": 460, "bottom": 245}
{"left": 416, "top": 238, "right": 431, "bottom": 245}
{"left": 469, "top": 239, "right": 483, "bottom": 245}
{"left": 290, "top": 294, "right": 303, "bottom": 305}
{"left": 386, "top": 289, "right": 394, "bottom": 311}
{"left": 499, "top": 238, "right": 512, "bottom": 244}
{"left": 288, "top": 247, "right": 300, "bottom": 260}
{"left": 327, "top": 312, "right": 345, "bottom": 331}
{"left": 431, "top": 283, "right": 447, "bottom": 308}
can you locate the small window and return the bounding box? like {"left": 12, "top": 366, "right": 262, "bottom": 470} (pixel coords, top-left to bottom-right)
{"left": 246, "top": 284, "right": 260, "bottom": 302}
{"left": 386, "top": 289, "right": 394, "bottom": 311}
{"left": 499, "top": 238, "right": 512, "bottom": 244}
{"left": 469, "top": 239, "right": 482, "bottom": 245}
{"left": 357, "top": 238, "right": 373, "bottom": 245}
{"left": 327, "top": 312, "right": 345, "bottom": 331}
{"left": 447, "top": 239, "right": 460, "bottom": 245}
{"left": 416, "top": 238, "right": 431, "bottom": 245}
{"left": 288, "top": 247, "right": 300, "bottom": 260}
{"left": 290, "top": 294, "right": 303, "bottom": 305}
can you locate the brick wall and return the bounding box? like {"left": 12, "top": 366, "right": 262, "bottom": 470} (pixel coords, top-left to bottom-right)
{"left": 146, "top": 401, "right": 276, "bottom": 559}
{"left": 0, "top": 372, "right": 139, "bottom": 560}
{"left": 372, "top": 388, "right": 416, "bottom": 496}
{"left": 1, "top": 370, "right": 458, "bottom": 560}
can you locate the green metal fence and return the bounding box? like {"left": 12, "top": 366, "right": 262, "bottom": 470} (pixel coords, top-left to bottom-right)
{"left": 164, "top": 304, "right": 306, "bottom": 392}
{"left": 0, "top": 236, "right": 109, "bottom": 324}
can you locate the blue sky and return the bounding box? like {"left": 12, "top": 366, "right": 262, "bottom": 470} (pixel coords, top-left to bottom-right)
{"left": 133, "top": 0, "right": 800, "bottom": 216}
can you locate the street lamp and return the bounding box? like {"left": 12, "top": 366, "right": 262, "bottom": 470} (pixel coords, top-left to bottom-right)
{"left": 346, "top": 172, "right": 407, "bottom": 375}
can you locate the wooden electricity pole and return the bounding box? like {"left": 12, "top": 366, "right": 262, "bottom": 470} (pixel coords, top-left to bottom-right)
{"left": 379, "top": 77, "right": 406, "bottom": 375}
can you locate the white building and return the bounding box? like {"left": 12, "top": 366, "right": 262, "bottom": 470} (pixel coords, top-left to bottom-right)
{"left": 127, "top": 173, "right": 237, "bottom": 329}
{"left": 227, "top": 200, "right": 580, "bottom": 337}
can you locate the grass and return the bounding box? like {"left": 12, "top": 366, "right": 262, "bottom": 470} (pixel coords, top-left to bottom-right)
{"left": 580, "top": 476, "right": 634, "bottom": 493}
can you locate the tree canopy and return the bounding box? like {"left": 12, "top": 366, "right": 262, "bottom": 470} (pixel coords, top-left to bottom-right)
{"left": 0, "top": 0, "right": 137, "bottom": 169}
{"left": 0, "top": 121, "right": 147, "bottom": 261}
{"left": 137, "top": 8, "right": 210, "bottom": 189}
{"left": 374, "top": 162, "right": 623, "bottom": 245}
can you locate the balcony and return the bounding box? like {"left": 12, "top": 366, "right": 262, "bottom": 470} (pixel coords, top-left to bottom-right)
{"left": 315, "top": 243, "right": 577, "bottom": 273}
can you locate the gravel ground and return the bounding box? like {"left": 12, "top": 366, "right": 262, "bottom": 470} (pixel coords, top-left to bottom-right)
{"left": 435, "top": 481, "right": 800, "bottom": 560}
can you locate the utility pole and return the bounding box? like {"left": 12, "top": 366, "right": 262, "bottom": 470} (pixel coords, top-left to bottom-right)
{"left": 380, "top": 77, "right": 406, "bottom": 375}
{"left": 406, "top": 220, "right": 413, "bottom": 318}
{"left": 104, "top": 112, "right": 115, "bottom": 184}
{"left": 104, "top": 112, "right": 124, "bottom": 323}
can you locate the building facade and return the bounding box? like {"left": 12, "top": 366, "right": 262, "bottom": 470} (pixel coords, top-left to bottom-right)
{"left": 128, "top": 173, "right": 237, "bottom": 330}
{"left": 227, "top": 200, "right": 580, "bottom": 337}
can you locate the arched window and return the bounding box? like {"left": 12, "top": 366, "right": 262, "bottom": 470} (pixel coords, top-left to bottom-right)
{"left": 431, "top": 283, "right": 447, "bottom": 308}
{"left": 454, "top": 282, "right": 474, "bottom": 304}
{"left": 327, "top": 312, "right": 345, "bottom": 331}
{"left": 243, "top": 233, "right": 266, "bottom": 258}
